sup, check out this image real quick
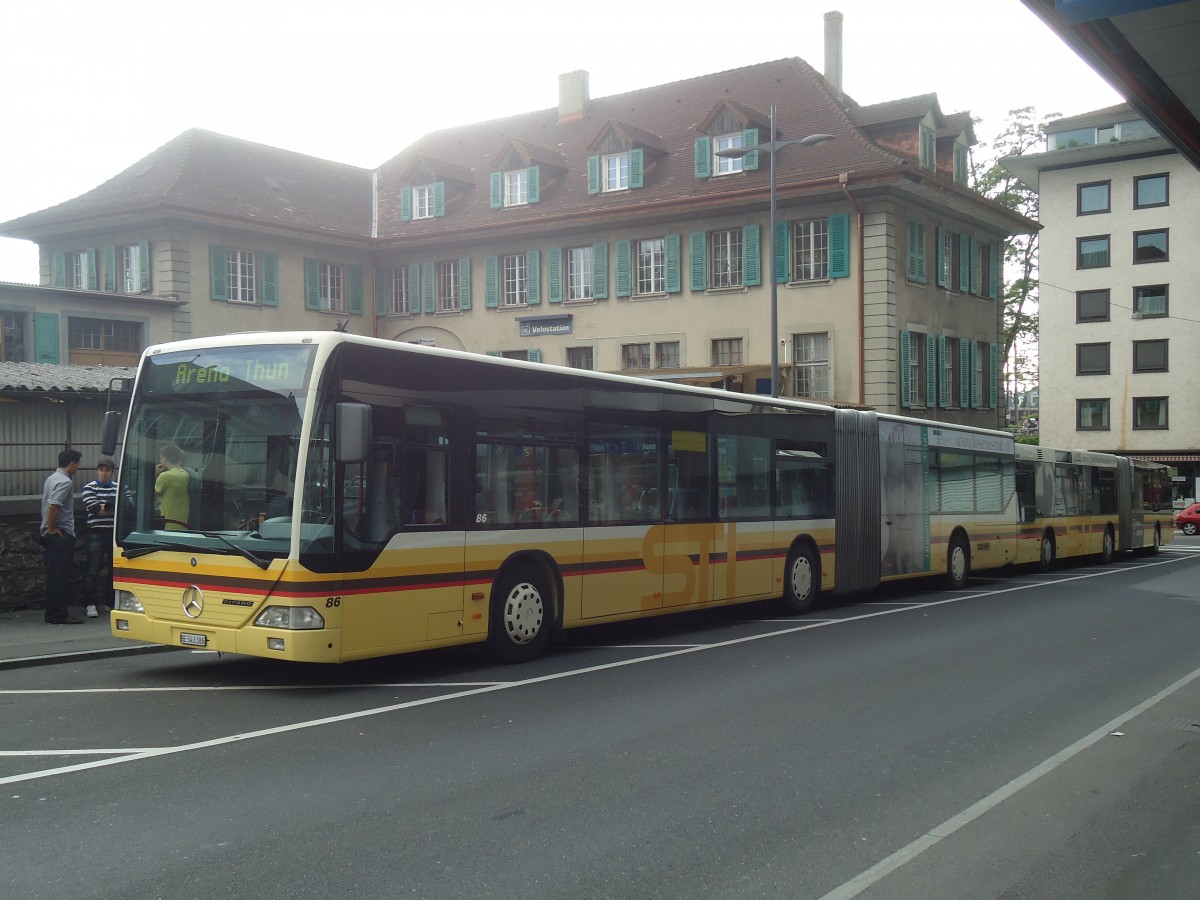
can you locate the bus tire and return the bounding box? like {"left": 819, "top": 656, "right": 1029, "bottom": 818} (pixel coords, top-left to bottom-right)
{"left": 1038, "top": 529, "right": 1056, "bottom": 572}
{"left": 1101, "top": 526, "right": 1115, "bottom": 564}
{"left": 1148, "top": 525, "right": 1161, "bottom": 555}
{"left": 487, "top": 565, "right": 551, "bottom": 663}
{"left": 780, "top": 544, "right": 819, "bottom": 615}
{"left": 945, "top": 533, "right": 970, "bottom": 590}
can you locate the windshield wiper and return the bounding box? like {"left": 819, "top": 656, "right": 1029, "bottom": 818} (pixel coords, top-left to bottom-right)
{"left": 200, "top": 531, "right": 271, "bottom": 570}
{"left": 122, "top": 534, "right": 270, "bottom": 570}
{"left": 122, "top": 540, "right": 210, "bottom": 559}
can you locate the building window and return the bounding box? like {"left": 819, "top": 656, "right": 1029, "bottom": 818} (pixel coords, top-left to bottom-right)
{"left": 438, "top": 260, "right": 460, "bottom": 311}
{"left": 1, "top": 311, "right": 26, "bottom": 362}
{"left": 504, "top": 169, "right": 528, "bottom": 207}
{"left": 568, "top": 247, "right": 593, "bottom": 301}
{"left": 1134, "top": 173, "right": 1168, "bottom": 208}
{"left": 1076, "top": 342, "right": 1110, "bottom": 375}
{"left": 1132, "top": 339, "right": 1168, "bottom": 373}
{"left": 68, "top": 250, "right": 89, "bottom": 289}
{"left": 794, "top": 219, "right": 830, "bottom": 281}
{"left": 566, "top": 347, "right": 593, "bottom": 370}
{"left": 793, "top": 333, "right": 830, "bottom": 400}
{"left": 656, "top": 341, "right": 680, "bottom": 369}
{"left": 1133, "top": 397, "right": 1168, "bottom": 429}
{"left": 67, "top": 317, "right": 142, "bottom": 366}
{"left": 502, "top": 254, "right": 527, "bottom": 307}
{"left": 622, "top": 343, "right": 651, "bottom": 369}
{"left": 1077, "top": 398, "right": 1110, "bottom": 431}
{"left": 1076, "top": 289, "right": 1110, "bottom": 322}
{"left": 975, "top": 341, "right": 987, "bottom": 408}
{"left": 390, "top": 267, "right": 411, "bottom": 315}
{"left": 944, "top": 337, "right": 959, "bottom": 407}
{"left": 319, "top": 263, "right": 343, "bottom": 312}
{"left": 413, "top": 184, "right": 435, "bottom": 220}
{"left": 1077, "top": 181, "right": 1110, "bottom": 214}
{"left": 227, "top": 249, "right": 257, "bottom": 304}
{"left": 636, "top": 238, "right": 665, "bottom": 295}
{"left": 120, "top": 244, "right": 142, "bottom": 293}
{"left": 909, "top": 333, "right": 927, "bottom": 407}
{"left": 714, "top": 132, "right": 744, "bottom": 175}
{"left": 603, "top": 152, "right": 629, "bottom": 192}
{"left": 710, "top": 229, "right": 743, "bottom": 288}
{"left": 1133, "top": 285, "right": 1168, "bottom": 318}
{"left": 1077, "top": 235, "right": 1110, "bottom": 269}
{"left": 940, "top": 229, "right": 955, "bottom": 289}
{"left": 1134, "top": 229, "right": 1168, "bottom": 264}
{"left": 711, "top": 338, "right": 743, "bottom": 366}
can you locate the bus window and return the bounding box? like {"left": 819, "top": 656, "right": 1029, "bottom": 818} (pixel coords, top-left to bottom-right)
{"left": 715, "top": 433, "right": 770, "bottom": 519}
{"left": 774, "top": 440, "right": 831, "bottom": 519}
{"left": 474, "top": 415, "right": 580, "bottom": 528}
{"left": 588, "top": 423, "right": 660, "bottom": 524}
{"left": 669, "top": 429, "right": 710, "bottom": 521}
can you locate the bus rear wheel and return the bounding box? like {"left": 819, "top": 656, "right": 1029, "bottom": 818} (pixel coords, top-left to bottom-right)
{"left": 945, "top": 534, "right": 970, "bottom": 590}
{"left": 488, "top": 566, "right": 551, "bottom": 663}
{"left": 1039, "top": 530, "right": 1056, "bottom": 572}
{"left": 1101, "top": 527, "right": 1115, "bottom": 564}
{"left": 779, "top": 545, "right": 819, "bottom": 615}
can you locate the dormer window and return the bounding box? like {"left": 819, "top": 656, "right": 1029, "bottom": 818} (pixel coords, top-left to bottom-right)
{"left": 603, "top": 152, "right": 629, "bottom": 191}
{"left": 714, "top": 132, "right": 745, "bottom": 175}
{"left": 413, "top": 184, "right": 437, "bottom": 219}
{"left": 504, "top": 169, "right": 528, "bottom": 206}
{"left": 693, "top": 102, "right": 765, "bottom": 179}
{"left": 586, "top": 123, "right": 663, "bottom": 195}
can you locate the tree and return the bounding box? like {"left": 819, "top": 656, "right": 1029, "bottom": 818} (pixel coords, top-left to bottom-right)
{"left": 971, "top": 107, "right": 1060, "bottom": 423}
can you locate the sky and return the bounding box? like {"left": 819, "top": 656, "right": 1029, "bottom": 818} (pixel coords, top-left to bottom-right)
{"left": 0, "top": 0, "right": 1122, "bottom": 284}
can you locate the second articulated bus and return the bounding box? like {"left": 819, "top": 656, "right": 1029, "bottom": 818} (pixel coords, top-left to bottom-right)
{"left": 103, "top": 332, "right": 1173, "bottom": 663}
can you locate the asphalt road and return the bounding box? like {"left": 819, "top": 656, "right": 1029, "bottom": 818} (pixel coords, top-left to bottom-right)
{"left": 4, "top": 540, "right": 1200, "bottom": 899}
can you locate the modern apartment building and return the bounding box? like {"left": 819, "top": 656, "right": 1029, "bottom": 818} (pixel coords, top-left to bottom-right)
{"left": 1, "top": 27, "right": 1031, "bottom": 425}
{"left": 1006, "top": 103, "right": 1199, "bottom": 500}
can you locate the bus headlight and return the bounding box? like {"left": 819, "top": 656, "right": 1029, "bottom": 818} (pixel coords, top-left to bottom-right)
{"left": 114, "top": 590, "right": 144, "bottom": 613}
{"left": 253, "top": 606, "right": 325, "bottom": 630}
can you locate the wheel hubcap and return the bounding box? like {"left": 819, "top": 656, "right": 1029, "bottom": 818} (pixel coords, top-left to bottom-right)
{"left": 951, "top": 546, "right": 966, "bottom": 581}
{"left": 503, "top": 582, "right": 544, "bottom": 645}
{"left": 1042, "top": 538, "right": 1053, "bottom": 565}
{"left": 790, "top": 557, "right": 812, "bottom": 601}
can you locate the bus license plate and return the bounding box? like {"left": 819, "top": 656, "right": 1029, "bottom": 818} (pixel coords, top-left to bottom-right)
{"left": 179, "top": 632, "right": 208, "bottom": 647}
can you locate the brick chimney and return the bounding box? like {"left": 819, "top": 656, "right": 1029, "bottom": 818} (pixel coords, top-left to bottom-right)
{"left": 558, "top": 70, "right": 589, "bottom": 122}
{"left": 824, "top": 11, "right": 843, "bottom": 98}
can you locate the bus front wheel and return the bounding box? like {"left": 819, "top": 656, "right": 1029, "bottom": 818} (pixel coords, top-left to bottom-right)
{"left": 1101, "top": 527, "right": 1115, "bottom": 564}
{"left": 780, "top": 545, "right": 819, "bottom": 615}
{"left": 946, "top": 534, "right": 970, "bottom": 590}
{"left": 488, "top": 566, "right": 551, "bottom": 663}
{"left": 1039, "top": 530, "right": 1056, "bottom": 572}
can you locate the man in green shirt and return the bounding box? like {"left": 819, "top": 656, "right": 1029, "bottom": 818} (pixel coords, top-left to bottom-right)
{"left": 155, "top": 444, "right": 190, "bottom": 531}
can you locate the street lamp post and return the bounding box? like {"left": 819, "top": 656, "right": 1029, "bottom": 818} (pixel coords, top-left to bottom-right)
{"left": 716, "top": 104, "right": 833, "bottom": 397}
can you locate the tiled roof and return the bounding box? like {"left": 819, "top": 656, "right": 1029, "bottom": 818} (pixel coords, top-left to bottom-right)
{"left": 0, "top": 362, "right": 136, "bottom": 394}
{"left": 849, "top": 93, "right": 942, "bottom": 128}
{"left": 375, "top": 57, "right": 913, "bottom": 241}
{"left": 0, "top": 130, "right": 373, "bottom": 239}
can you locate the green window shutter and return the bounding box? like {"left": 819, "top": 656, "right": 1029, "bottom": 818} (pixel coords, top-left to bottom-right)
{"left": 665, "top": 234, "right": 681, "bottom": 293}
{"left": 423, "top": 263, "right": 436, "bottom": 313}
{"left": 459, "top": 258, "right": 472, "bottom": 310}
{"left": 689, "top": 232, "right": 707, "bottom": 291}
{"left": 899, "top": 330, "right": 911, "bottom": 408}
{"left": 970, "top": 238, "right": 981, "bottom": 295}
{"left": 829, "top": 214, "right": 850, "bottom": 279}
{"left": 989, "top": 343, "right": 999, "bottom": 408}
{"left": 490, "top": 172, "right": 503, "bottom": 209}
{"left": 526, "top": 250, "right": 541, "bottom": 304}
{"left": 926, "top": 334, "right": 937, "bottom": 407}
{"left": 35, "top": 313, "right": 59, "bottom": 363}
{"left": 485, "top": 255, "right": 499, "bottom": 308}
{"left": 85, "top": 248, "right": 97, "bottom": 290}
{"left": 52, "top": 252, "right": 65, "bottom": 287}
{"left": 408, "top": 264, "right": 419, "bottom": 310}
{"left": 615, "top": 240, "right": 632, "bottom": 298}
{"left": 433, "top": 182, "right": 445, "bottom": 217}
{"left": 303, "top": 258, "right": 320, "bottom": 310}
{"left": 935, "top": 227, "right": 947, "bottom": 288}
{"left": 348, "top": 265, "right": 364, "bottom": 315}
{"left": 587, "top": 156, "right": 600, "bottom": 195}
{"left": 954, "top": 144, "right": 968, "bottom": 184}
{"left": 913, "top": 222, "right": 926, "bottom": 282}
{"left": 989, "top": 242, "right": 1000, "bottom": 299}
{"left": 630, "top": 149, "right": 644, "bottom": 189}
{"left": 400, "top": 187, "right": 412, "bottom": 222}
{"left": 103, "top": 246, "right": 116, "bottom": 292}
{"left": 210, "top": 245, "right": 229, "bottom": 301}
{"left": 592, "top": 243, "right": 608, "bottom": 299}
{"left": 920, "top": 125, "right": 935, "bottom": 169}
{"left": 906, "top": 220, "right": 918, "bottom": 281}
{"left": 958, "top": 234, "right": 970, "bottom": 290}
{"left": 775, "top": 221, "right": 790, "bottom": 283}
{"left": 694, "top": 137, "right": 711, "bottom": 179}
{"left": 742, "top": 224, "right": 761, "bottom": 286}
{"left": 376, "top": 269, "right": 390, "bottom": 316}
{"left": 969, "top": 341, "right": 980, "bottom": 408}
{"left": 528, "top": 348, "right": 542, "bottom": 363}
{"left": 528, "top": 166, "right": 540, "bottom": 203}
{"left": 262, "top": 253, "right": 279, "bottom": 307}
{"left": 743, "top": 128, "right": 759, "bottom": 171}
{"left": 938, "top": 335, "right": 949, "bottom": 408}
{"left": 960, "top": 339, "right": 971, "bottom": 409}
{"left": 139, "top": 240, "right": 151, "bottom": 293}
{"left": 547, "top": 248, "right": 563, "bottom": 303}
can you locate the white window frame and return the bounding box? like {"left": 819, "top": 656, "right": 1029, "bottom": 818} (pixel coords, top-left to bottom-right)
{"left": 940, "top": 230, "right": 953, "bottom": 289}
{"left": 909, "top": 332, "right": 926, "bottom": 408}
{"left": 413, "top": 184, "right": 435, "bottom": 220}
{"left": 793, "top": 333, "right": 830, "bottom": 400}
{"left": 502, "top": 254, "right": 527, "bottom": 307}
{"left": 714, "top": 132, "right": 744, "bottom": 175}
{"left": 568, "top": 247, "right": 593, "bottom": 301}
{"left": 504, "top": 169, "right": 528, "bottom": 207}
{"left": 602, "top": 152, "right": 629, "bottom": 192}
{"left": 68, "top": 251, "right": 88, "bottom": 289}
{"left": 636, "top": 238, "right": 665, "bottom": 295}
{"left": 121, "top": 244, "right": 141, "bottom": 293}
{"left": 438, "top": 260, "right": 460, "bottom": 311}
{"left": 319, "top": 262, "right": 343, "bottom": 312}
{"left": 793, "top": 219, "right": 829, "bottom": 281}
{"left": 227, "top": 249, "right": 257, "bottom": 304}
{"left": 390, "top": 267, "right": 410, "bottom": 315}
{"left": 711, "top": 229, "right": 743, "bottom": 288}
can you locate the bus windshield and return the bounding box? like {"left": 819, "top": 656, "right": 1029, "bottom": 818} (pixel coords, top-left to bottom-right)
{"left": 115, "top": 344, "right": 317, "bottom": 561}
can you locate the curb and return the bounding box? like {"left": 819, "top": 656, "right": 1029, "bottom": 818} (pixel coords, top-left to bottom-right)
{"left": 0, "top": 643, "right": 180, "bottom": 671}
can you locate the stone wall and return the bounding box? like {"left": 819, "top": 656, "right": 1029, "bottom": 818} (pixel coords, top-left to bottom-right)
{"left": 0, "top": 516, "right": 87, "bottom": 611}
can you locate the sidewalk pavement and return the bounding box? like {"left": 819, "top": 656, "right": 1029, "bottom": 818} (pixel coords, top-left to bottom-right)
{"left": 0, "top": 604, "right": 174, "bottom": 669}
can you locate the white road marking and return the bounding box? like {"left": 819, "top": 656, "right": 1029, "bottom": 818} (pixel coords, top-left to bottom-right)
{"left": 0, "top": 555, "right": 1190, "bottom": 787}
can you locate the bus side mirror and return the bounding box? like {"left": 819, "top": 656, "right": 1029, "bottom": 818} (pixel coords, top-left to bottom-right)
{"left": 335, "top": 402, "right": 371, "bottom": 464}
{"left": 101, "top": 410, "right": 122, "bottom": 457}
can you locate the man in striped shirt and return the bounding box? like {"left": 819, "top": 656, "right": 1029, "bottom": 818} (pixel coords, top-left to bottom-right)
{"left": 82, "top": 456, "right": 117, "bottom": 618}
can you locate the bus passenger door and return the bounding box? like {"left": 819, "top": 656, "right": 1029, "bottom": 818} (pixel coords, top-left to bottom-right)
{"left": 660, "top": 427, "right": 716, "bottom": 608}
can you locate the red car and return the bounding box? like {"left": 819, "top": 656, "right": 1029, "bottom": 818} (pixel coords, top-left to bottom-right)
{"left": 1177, "top": 502, "right": 1200, "bottom": 535}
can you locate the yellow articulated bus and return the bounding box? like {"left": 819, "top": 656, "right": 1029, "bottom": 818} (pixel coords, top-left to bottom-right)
{"left": 1013, "top": 444, "right": 1175, "bottom": 570}
{"left": 101, "top": 332, "right": 1171, "bottom": 664}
